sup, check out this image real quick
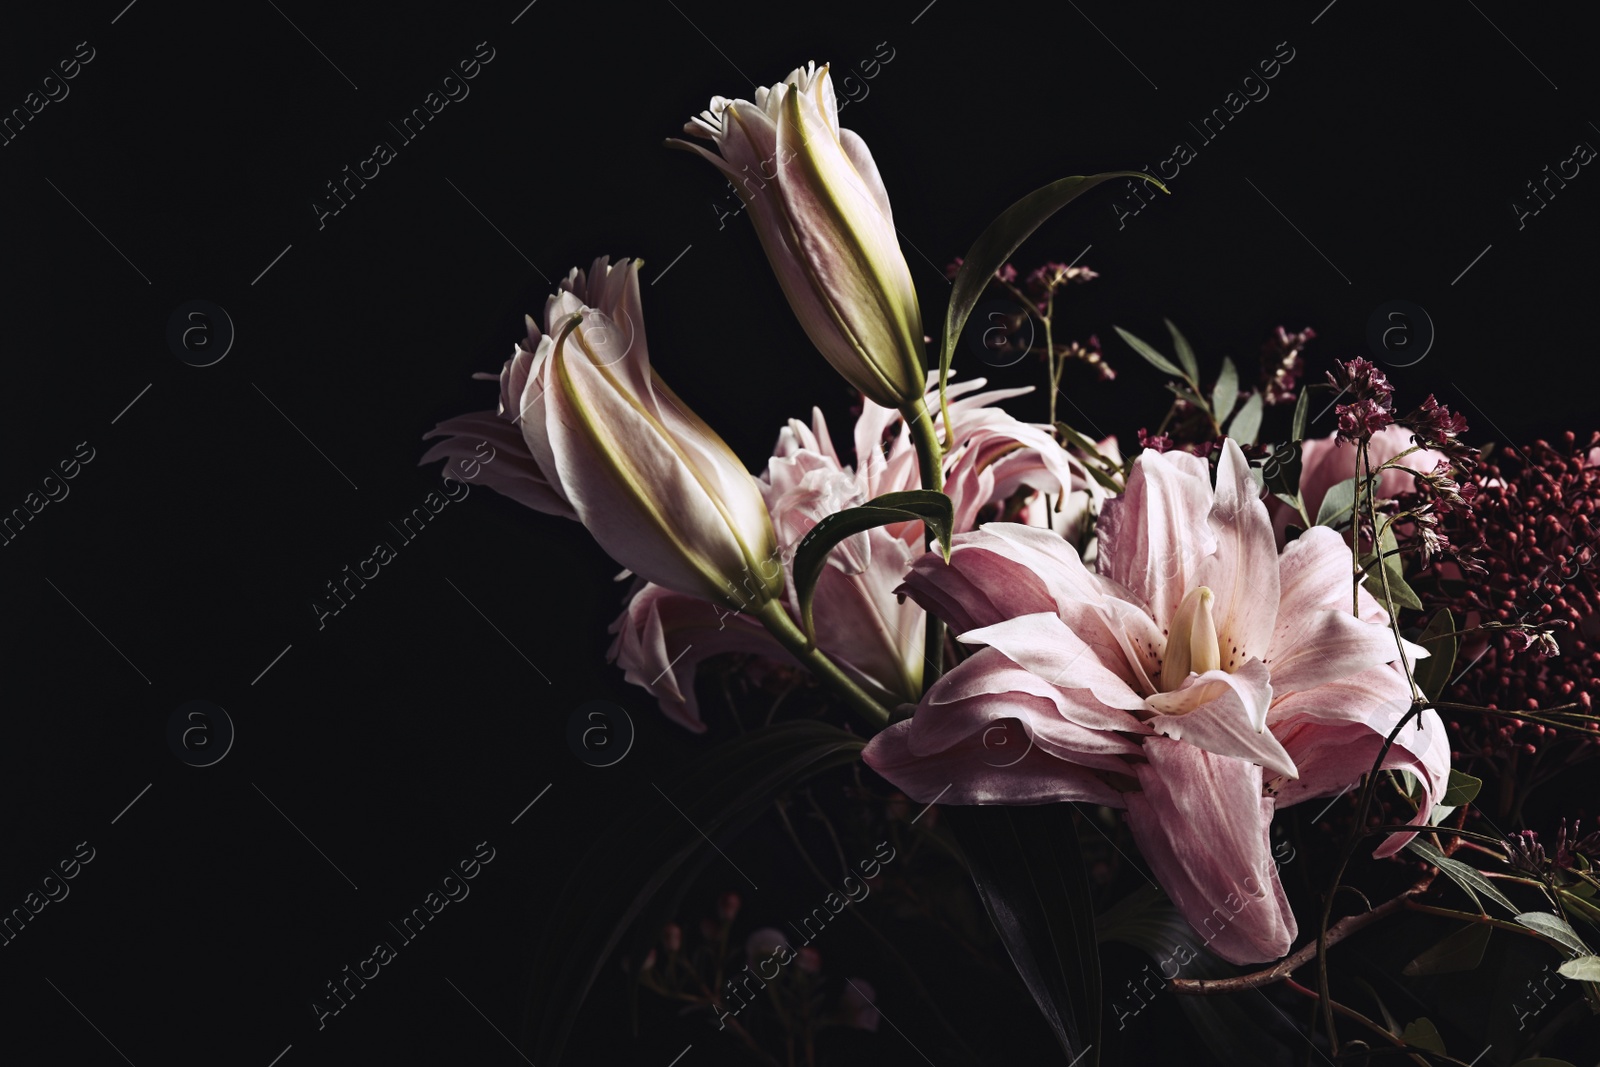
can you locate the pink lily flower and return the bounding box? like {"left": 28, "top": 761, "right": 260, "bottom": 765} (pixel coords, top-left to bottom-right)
{"left": 863, "top": 439, "right": 1450, "bottom": 964}
{"left": 610, "top": 379, "right": 1096, "bottom": 731}
{"left": 423, "top": 257, "right": 782, "bottom": 607}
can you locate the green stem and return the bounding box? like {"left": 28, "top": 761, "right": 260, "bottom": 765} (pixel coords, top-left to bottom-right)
{"left": 903, "top": 395, "right": 944, "bottom": 493}
{"left": 756, "top": 600, "right": 890, "bottom": 731}
{"left": 903, "top": 394, "right": 947, "bottom": 688}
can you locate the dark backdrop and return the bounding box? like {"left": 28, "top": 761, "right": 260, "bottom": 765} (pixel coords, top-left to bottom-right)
{"left": 1, "top": 1, "right": 1593, "bottom": 1064}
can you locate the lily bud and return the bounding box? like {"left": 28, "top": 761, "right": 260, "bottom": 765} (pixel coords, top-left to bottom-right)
{"left": 672, "top": 63, "right": 927, "bottom": 409}
{"left": 520, "top": 257, "right": 785, "bottom": 607}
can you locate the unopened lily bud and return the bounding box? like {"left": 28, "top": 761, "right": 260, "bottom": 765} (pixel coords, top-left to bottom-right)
{"left": 672, "top": 64, "right": 927, "bottom": 409}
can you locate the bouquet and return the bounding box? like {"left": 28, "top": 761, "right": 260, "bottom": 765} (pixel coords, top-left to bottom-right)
{"left": 423, "top": 62, "right": 1600, "bottom": 1065}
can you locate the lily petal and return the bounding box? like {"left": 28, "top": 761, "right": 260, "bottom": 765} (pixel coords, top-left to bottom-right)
{"left": 1124, "top": 737, "right": 1296, "bottom": 964}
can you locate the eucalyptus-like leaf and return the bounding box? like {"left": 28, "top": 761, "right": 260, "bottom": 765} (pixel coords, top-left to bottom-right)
{"left": 1414, "top": 609, "right": 1460, "bottom": 703}
{"left": 940, "top": 172, "right": 1166, "bottom": 433}
{"left": 1557, "top": 955, "right": 1600, "bottom": 981}
{"left": 793, "top": 490, "right": 952, "bottom": 642}
{"left": 1403, "top": 922, "right": 1492, "bottom": 976}
{"left": 1373, "top": 524, "right": 1423, "bottom": 612}
{"left": 1213, "top": 356, "right": 1240, "bottom": 423}
{"left": 1407, "top": 839, "right": 1519, "bottom": 915}
{"left": 1515, "top": 911, "right": 1592, "bottom": 956}
{"left": 1440, "top": 767, "right": 1482, "bottom": 807}
{"left": 1316, "top": 476, "right": 1359, "bottom": 528}
{"left": 1166, "top": 318, "right": 1199, "bottom": 384}
{"left": 1400, "top": 1017, "right": 1446, "bottom": 1054}
{"left": 1228, "top": 392, "right": 1264, "bottom": 445}
{"left": 1291, "top": 387, "right": 1312, "bottom": 442}
{"left": 1116, "top": 325, "right": 1185, "bottom": 379}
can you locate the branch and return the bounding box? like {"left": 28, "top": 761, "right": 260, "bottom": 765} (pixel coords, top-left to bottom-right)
{"left": 1172, "top": 882, "right": 1429, "bottom": 994}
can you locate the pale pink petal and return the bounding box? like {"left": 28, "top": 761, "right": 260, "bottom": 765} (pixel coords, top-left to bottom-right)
{"left": 420, "top": 410, "right": 576, "bottom": 519}
{"left": 914, "top": 647, "right": 1150, "bottom": 748}
{"left": 1268, "top": 608, "right": 1403, "bottom": 697}
{"left": 1144, "top": 661, "right": 1294, "bottom": 778}
{"left": 1196, "top": 439, "right": 1280, "bottom": 662}
{"left": 896, "top": 540, "right": 1057, "bottom": 635}
{"left": 1123, "top": 738, "right": 1296, "bottom": 964}
{"left": 608, "top": 583, "right": 787, "bottom": 732}
{"left": 1097, "top": 449, "right": 1217, "bottom": 628}
{"left": 863, "top": 719, "right": 1124, "bottom": 807}
{"left": 960, "top": 612, "right": 1148, "bottom": 712}
{"left": 1271, "top": 703, "right": 1449, "bottom": 858}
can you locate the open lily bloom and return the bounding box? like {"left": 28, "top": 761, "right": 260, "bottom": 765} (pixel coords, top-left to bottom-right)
{"left": 611, "top": 378, "right": 1096, "bottom": 731}
{"left": 671, "top": 63, "right": 927, "bottom": 410}
{"left": 864, "top": 439, "right": 1450, "bottom": 964}
{"left": 423, "top": 257, "right": 782, "bottom": 607}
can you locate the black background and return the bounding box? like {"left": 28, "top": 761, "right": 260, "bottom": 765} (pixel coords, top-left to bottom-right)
{"left": 1, "top": 1, "right": 1594, "bottom": 1064}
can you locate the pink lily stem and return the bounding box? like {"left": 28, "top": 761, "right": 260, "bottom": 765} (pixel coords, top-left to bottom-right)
{"left": 755, "top": 599, "right": 891, "bottom": 731}
{"left": 903, "top": 394, "right": 948, "bottom": 687}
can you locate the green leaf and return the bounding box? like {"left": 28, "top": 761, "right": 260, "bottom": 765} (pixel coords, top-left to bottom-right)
{"left": 1212, "top": 356, "right": 1240, "bottom": 423}
{"left": 1407, "top": 839, "right": 1519, "bottom": 915}
{"left": 1400, "top": 1017, "right": 1446, "bottom": 1054}
{"left": 944, "top": 804, "right": 1101, "bottom": 1065}
{"left": 1228, "top": 392, "right": 1264, "bottom": 446}
{"left": 1316, "top": 476, "right": 1359, "bottom": 528}
{"left": 1559, "top": 888, "right": 1600, "bottom": 927}
{"left": 1403, "top": 921, "right": 1492, "bottom": 975}
{"left": 530, "top": 721, "right": 866, "bottom": 1063}
{"left": 1441, "top": 768, "right": 1482, "bottom": 807}
{"left": 1261, "top": 441, "right": 1303, "bottom": 500}
{"left": 1166, "top": 318, "right": 1199, "bottom": 385}
{"left": 1557, "top": 955, "right": 1600, "bottom": 981}
{"left": 941, "top": 172, "right": 1166, "bottom": 425}
{"left": 792, "top": 490, "right": 952, "bottom": 642}
{"left": 1515, "top": 911, "right": 1592, "bottom": 955}
{"left": 1054, "top": 423, "right": 1123, "bottom": 493}
{"left": 1115, "top": 325, "right": 1185, "bottom": 379}
{"left": 1414, "top": 609, "right": 1460, "bottom": 704}
{"left": 1366, "top": 525, "right": 1423, "bottom": 613}
{"left": 1291, "top": 387, "right": 1312, "bottom": 442}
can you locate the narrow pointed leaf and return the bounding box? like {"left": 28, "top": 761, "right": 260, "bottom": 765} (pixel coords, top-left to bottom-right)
{"left": 944, "top": 804, "right": 1101, "bottom": 1065}
{"left": 1228, "top": 391, "right": 1264, "bottom": 445}
{"left": 793, "top": 490, "right": 952, "bottom": 641}
{"left": 1514, "top": 911, "right": 1592, "bottom": 955}
{"left": 1166, "top": 318, "right": 1199, "bottom": 385}
{"left": 1414, "top": 609, "right": 1459, "bottom": 703}
{"left": 1115, "top": 325, "right": 1184, "bottom": 378}
{"left": 1054, "top": 422, "right": 1124, "bottom": 492}
{"left": 1291, "top": 387, "right": 1312, "bottom": 442}
{"left": 1213, "top": 357, "right": 1240, "bottom": 422}
{"left": 941, "top": 172, "right": 1167, "bottom": 431}
{"left": 1407, "top": 839, "right": 1518, "bottom": 915}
